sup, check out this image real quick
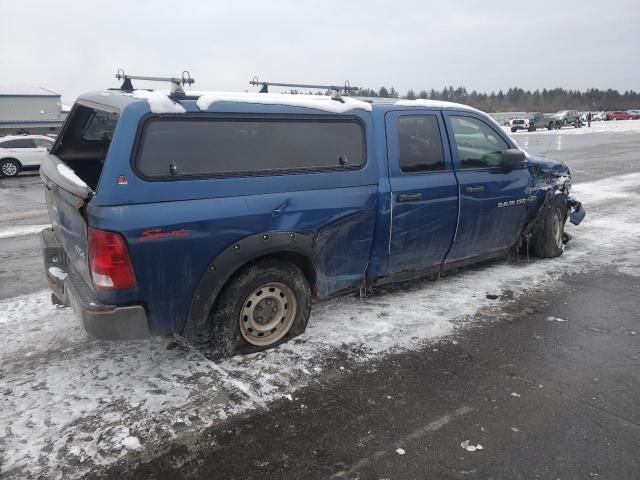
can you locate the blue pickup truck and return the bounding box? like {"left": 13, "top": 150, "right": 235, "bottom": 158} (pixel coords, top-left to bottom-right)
{"left": 39, "top": 87, "right": 584, "bottom": 354}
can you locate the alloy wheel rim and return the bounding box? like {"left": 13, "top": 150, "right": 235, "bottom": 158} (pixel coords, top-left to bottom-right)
{"left": 2, "top": 162, "right": 17, "bottom": 176}
{"left": 239, "top": 282, "right": 297, "bottom": 346}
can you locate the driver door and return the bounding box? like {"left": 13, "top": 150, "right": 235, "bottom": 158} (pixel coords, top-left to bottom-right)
{"left": 443, "top": 112, "right": 530, "bottom": 266}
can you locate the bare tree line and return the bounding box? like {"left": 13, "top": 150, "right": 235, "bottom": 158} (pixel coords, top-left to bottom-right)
{"left": 348, "top": 86, "right": 640, "bottom": 112}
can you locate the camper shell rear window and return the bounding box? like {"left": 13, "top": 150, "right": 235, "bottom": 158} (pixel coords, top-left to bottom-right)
{"left": 51, "top": 103, "right": 120, "bottom": 191}
{"left": 134, "top": 116, "right": 366, "bottom": 179}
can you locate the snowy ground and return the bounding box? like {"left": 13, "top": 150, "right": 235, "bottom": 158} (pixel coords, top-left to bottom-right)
{"left": 2, "top": 172, "right": 640, "bottom": 478}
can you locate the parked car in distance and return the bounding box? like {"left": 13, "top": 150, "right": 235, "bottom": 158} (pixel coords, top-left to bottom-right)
{"left": 527, "top": 112, "right": 556, "bottom": 131}
{"left": 606, "top": 111, "right": 640, "bottom": 121}
{"left": 606, "top": 111, "right": 640, "bottom": 120}
{"left": 39, "top": 87, "right": 585, "bottom": 355}
{"left": 552, "top": 110, "right": 583, "bottom": 128}
{"left": 0, "top": 135, "right": 55, "bottom": 177}
{"left": 509, "top": 118, "right": 529, "bottom": 132}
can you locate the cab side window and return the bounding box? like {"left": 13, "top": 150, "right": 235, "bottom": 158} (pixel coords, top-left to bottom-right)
{"left": 450, "top": 116, "right": 508, "bottom": 169}
{"left": 1, "top": 138, "right": 36, "bottom": 148}
{"left": 397, "top": 115, "right": 445, "bottom": 173}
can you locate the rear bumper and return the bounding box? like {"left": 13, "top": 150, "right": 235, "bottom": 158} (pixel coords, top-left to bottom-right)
{"left": 40, "top": 228, "right": 150, "bottom": 339}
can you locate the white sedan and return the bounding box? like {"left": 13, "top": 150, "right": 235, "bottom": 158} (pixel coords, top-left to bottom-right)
{"left": 0, "top": 135, "right": 55, "bottom": 177}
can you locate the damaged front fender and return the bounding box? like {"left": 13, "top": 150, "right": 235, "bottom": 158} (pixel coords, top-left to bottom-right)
{"left": 515, "top": 153, "right": 586, "bottom": 255}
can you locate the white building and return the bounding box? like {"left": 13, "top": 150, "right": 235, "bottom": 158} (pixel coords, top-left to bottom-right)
{"left": 0, "top": 87, "right": 68, "bottom": 136}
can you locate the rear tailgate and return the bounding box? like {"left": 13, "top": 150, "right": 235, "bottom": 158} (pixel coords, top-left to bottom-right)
{"left": 40, "top": 154, "right": 94, "bottom": 287}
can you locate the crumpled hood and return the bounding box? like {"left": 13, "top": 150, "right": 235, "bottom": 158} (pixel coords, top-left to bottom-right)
{"left": 526, "top": 152, "right": 571, "bottom": 178}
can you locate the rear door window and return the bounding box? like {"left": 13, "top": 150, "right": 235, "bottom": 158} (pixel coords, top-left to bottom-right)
{"left": 33, "top": 138, "right": 54, "bottom": 148}
{"left": 135, "top": 117, "right": 365, "bottom": 178}
{"left": 397, "top": 115, "right": 445, "bottom": 173}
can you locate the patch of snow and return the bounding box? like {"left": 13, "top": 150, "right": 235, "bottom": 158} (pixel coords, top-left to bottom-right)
{"left": 121, "top": 435, "right": 142, "bottom": 451}
{"left": 57, "top": 163, "right": 89, "bottom": 189}
{"left": 48, "top": 266, "right": 67, "bottom": 281}
{"left": 196, "top": 91, "right": 372, "bottom": 113}
{"left": 0, "top": 224, "right": 50, "bottom": 239}
{"left": 460, "top": 440, "right": 483, "bottom": 452}
{"left": 511, "top": 392, "right": 521, "bottom": 398}
{"left": 132, "top": 90, "right": 186, "bottom": 114}
{"left": 546, "top": 316, "right": 568, "bottom": 322}
{"left": 395, "top": 448, "right": 406, "bottom": 455}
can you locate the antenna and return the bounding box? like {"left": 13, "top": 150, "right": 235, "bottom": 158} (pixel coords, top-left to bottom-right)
{"left": 249, "top": 76, "right": 358, "bottom": 96}
{"left": 115, "top": 69, "right": 195, "bottom": 95}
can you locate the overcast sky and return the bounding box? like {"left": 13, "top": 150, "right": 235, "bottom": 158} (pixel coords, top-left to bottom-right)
{"left": 1, "top": 0, "right": 638, "bottom": 102}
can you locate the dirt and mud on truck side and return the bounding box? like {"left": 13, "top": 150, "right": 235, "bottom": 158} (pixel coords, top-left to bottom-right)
{"left": 39, "top": 83, "right": 585, "bottom": 355}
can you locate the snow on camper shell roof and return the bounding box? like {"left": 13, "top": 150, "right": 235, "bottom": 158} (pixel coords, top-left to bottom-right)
{"left": 98, "top": 89, "right": 374, "bottom": 114}
{"left": 82, "top": 90, "right": 481, "bottom": 116}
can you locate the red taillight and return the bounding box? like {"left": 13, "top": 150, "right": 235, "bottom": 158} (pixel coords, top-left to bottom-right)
{"left": 88, "top": 228, "right": 137, "bottom": 289}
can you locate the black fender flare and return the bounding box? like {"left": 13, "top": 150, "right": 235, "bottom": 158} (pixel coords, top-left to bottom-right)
{"left": 181, "top": 231, "right": 318, "bottom": 339}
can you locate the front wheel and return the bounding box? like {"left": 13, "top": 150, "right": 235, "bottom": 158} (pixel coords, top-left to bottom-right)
{"left": 209, "top": 258, "right": 311, "bottom": 355}
{"left": 0, "top": 159, "right": 20, "bottom": 177}
{"left": 531, "top": 205, "right": 566, "bottom": 258}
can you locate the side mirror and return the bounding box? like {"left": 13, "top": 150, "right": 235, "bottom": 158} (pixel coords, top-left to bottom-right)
{"left": 502, "top": 149, "right": 527, "bottom": 170}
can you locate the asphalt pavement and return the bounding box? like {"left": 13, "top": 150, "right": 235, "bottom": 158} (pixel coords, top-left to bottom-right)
{"left": 94, "top": 270, "right": 640, "bottom": 480}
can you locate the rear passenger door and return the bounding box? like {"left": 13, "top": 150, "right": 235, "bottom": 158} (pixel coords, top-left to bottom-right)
{"left": 443, "top": 112, "right": 530, "bottom": 266}
{"left": 384, "top": 111, "right": 459, "bottom": 274}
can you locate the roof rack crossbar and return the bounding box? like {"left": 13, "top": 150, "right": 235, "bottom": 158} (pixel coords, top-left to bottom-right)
{"left": 115, "top": 69, "right": 195, "bottom": 95}
{"left": 249, "top": 77, "right": 358, "bottom": 96}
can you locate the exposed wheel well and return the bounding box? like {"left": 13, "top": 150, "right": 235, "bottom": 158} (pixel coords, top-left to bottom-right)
{"left": 223, "top": 251, "right": 317, "bottom": 299}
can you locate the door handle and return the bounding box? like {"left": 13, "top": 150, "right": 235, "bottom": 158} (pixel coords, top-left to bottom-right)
{"left": 465, "top": 186, "right": 484, "bottom": 194}
{"left": 398, "top": 192, "right": 423, "bottom": 202}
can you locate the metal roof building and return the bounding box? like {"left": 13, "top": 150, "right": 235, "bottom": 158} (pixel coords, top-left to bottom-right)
{"left": 0, "top": 87, "right": 68, "bottom": 135}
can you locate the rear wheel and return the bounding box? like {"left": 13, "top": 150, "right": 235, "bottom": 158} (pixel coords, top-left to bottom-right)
{"left": 209, "top": 258, "right": 311, "bottom": 355}
{"left": 548, "top": 122, "right": 554, "bottom": 130}
{"left": 531, "top": 205, "right": 566, "bottom": 258}
{"left": 0, "top": 159, "right": 20, "bottom": 177}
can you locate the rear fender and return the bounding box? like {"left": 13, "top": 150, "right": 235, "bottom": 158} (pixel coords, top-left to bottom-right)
{"left": 182, "top": 231, "right": 317, "bottom": 340}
